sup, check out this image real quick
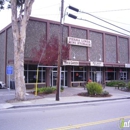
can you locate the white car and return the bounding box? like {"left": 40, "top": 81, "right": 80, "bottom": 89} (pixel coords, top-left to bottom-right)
{"left": 0, "top": 81, "right": 5, "bottom": 89}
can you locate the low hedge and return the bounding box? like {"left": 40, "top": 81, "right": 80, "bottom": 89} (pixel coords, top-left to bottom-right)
{"left": 106, "top": 81, "right": 126, "bottom": 87}
{"left": 37, "top": 87, "right": 56, "bottom": 94}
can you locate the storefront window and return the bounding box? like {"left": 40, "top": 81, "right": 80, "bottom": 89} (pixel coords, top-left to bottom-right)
{"left": 71, "top": 66, "right": 86, "bottom": 81}
{"left": 105, "top": 67, "right": 116, "bottom": 80}
{"left": 24, "top": 64, "right": 45, "bottom": 83}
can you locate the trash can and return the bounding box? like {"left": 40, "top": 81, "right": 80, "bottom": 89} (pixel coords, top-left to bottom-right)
{"left": 10, "top": 80, "right": 15, "bottom": 89}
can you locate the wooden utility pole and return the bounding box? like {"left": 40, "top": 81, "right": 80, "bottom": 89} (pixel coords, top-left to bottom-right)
{"left": 56, "top": 0, "right": 64, "bottom": 101}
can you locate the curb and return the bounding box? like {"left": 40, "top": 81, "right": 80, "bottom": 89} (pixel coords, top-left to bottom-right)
{"left": 8, "top": 97, "right": 130, "bottom": 109}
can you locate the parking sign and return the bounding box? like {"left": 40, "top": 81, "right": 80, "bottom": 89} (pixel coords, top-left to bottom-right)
{"left": 6, "top": 66, "right": 13, "bottom": 75}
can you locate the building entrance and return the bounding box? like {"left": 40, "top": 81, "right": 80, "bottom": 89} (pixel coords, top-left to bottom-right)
{"left": 51, "top": 71, "right": 67, "bottom": 87}
{"left": 92, "top": 71, "right": 102, "bottom": 83}
{"left": 90, "top": 67, "right": 102, "bottom": 83}
{"left": 120, "top": 71, "right": 127, "bottom": 80}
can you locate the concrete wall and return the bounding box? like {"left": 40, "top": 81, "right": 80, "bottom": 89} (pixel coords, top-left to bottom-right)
{"left": 89, "top": 31, "right": 103, "bottom": 62}
{"left": 25, "top": 20, "right": 47, "bottom": 59}
{"left": 119, "top": 37, "right": 129, "bottom": 63}
{"left": 105, "top": 34, "right": 117, "bottom": 63}
{"left": 0, "top": 31, "right": 6, "bottom": 82}
{"left": 70, "top": 27, "right": 87, "bottom": 61}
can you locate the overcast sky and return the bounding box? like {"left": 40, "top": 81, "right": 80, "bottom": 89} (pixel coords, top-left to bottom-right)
{"left": 0, "top": 0, "right": 130, "bottom": 36}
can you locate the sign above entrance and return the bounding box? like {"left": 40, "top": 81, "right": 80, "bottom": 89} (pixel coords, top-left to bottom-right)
{"left": 125, "top": 64, "right": 130, "bottom": 68}
{"left": 90, "top": 62, "right": 104, "bottom": 67}
{"left": 63, "top": 60, "right": 79, "bottom": 66}
{"left": 67, "top": 37, "right": 92, "bottom": 47}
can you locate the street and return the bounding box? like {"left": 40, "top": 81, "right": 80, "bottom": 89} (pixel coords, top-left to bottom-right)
{"left": 0, "top": 99, "right": 130, "bottom": 130}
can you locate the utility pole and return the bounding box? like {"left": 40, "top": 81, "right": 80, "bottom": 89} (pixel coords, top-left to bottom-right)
{"left": 56, "top": 0, "right": 64, "bottom": 101}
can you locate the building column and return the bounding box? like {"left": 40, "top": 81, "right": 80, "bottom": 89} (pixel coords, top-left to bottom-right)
{"left": 87, "top": 66, "right": 90, "bottom": 82}
{"left": 127, "top": 69, "right": 130, "bottom": 80}
{"left": 46, "top": 68, "right": 51, "bottom": 87}
{"left": 116, "top": 68, "right": 120, "bottom": 80}
{"left": 67, "top": 66, "right": 71, "bottom": 87}
{"left": 102, "top": 67, "right": 105, "bottom": 83}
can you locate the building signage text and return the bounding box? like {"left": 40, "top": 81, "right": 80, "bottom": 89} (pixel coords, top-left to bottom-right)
{"left": 63, "top": 60, "right": 79, "bottom": 66}
{"left": 125, "top": 64, "right": 130, "bottom": 68}
{"left": 90, "top": 62, "right": 104, "bottom": 67}
{"left": 67, "top": 37, "right": 92, "bottom": 47}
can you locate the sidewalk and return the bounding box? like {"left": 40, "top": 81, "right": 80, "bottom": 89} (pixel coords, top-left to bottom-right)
{"left": 0, "top": 87, "right": 130, "bottom": 109}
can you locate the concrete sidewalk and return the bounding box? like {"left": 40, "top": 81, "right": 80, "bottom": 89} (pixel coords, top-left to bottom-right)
{"left": 0, "top": 87, "right": 130, "bottom": 109}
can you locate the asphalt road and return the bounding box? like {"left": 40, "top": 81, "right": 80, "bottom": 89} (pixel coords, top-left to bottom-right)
{"left": 0, "top": 99, "right": 130, "bottom": 130}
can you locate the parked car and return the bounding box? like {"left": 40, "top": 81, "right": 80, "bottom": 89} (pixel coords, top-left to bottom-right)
{"left": 0, "top": 81, "right": 5, "bottom": 89}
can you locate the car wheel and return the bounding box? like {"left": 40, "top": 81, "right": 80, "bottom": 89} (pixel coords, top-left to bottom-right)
{"left": 0, "top": 84, "right": 2, "bottom": 89}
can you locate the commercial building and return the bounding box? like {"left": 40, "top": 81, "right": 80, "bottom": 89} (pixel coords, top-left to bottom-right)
{"left": 0, "top": 17, "right": 130, "bottom": 88}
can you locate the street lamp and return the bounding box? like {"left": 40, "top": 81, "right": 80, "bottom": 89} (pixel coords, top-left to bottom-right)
{"left": 96, "top": 54, "right": 101, "bottom": 62}
{"left": 71, "top": 50, "right": 76, "bottom": 59}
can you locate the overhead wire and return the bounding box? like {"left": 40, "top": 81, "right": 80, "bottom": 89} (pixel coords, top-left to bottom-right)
{"left": 67, "top": 5, "right": 130, "bottom": 36}
{"left": 89, "top": 9, "right": 130, "bottom": 25}
{"left": 76, "top": 17, "right": 130, "bottom": 37}
{"left": 32, "top": 3, "right": 60, "bottom": 11}
{"left": 79, "top": 10, "right": 130, "bottom": 33}
{"left": 32, "top": 3, "right": 130, "bottom": 36}
{"left": 90, "top": 8, "right": 130, "bottom": 13}
{"left": 92, "top": 17, "right": 130, "bottom": 26}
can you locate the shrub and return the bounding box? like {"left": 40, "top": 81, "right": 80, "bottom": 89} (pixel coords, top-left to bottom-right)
{"left": 106, "top": 81, "right": 118, "bottom": 87}
{"left": 117, "top": 81, "right": 126, "bottom": 87}
{"left": 37, "top": 87, "right": 45, "bottom": 93}
{"left": 37, "top": 87, "right": 56, "bottom": 94}
{"left": 61, "top": 86, "right": 64, "bottom": 92}
{"left": 127, "top": 82, "right": 130, "bottom": 90}
{"left": 106, "top": 81, "right": 126, "bottom": 87}
{"left": 101, "top": 91, "right": 109, "bottom": 96}
{"left": 86, "top": 82, "right": 103, "bottom": 96}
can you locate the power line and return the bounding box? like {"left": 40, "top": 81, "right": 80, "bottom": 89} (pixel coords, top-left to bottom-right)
{"left": 76, "top": 17, "right": 130, "bottom": 37}
{"left": 68, "top": 6, "right": 130, "bottom": 35}
{"left": 94, "top": 17, "right": 130, "bottom": 26}
{"left": 31, "top": 13, "right": 59, "bottom": 16}
{"left": 69, "top": 13, "right": 129, "bottom": 36}
{"left": 90, "top": 8, "right": 130, "bottom": 13}
{"left": 33, "top": 3, "right": 60, "bottom": 11}
{"left": 32, "top": 12, "right": 130, "bottom": 26}
{"left": 79, "top": 10, "right": 130, "bottom": 33}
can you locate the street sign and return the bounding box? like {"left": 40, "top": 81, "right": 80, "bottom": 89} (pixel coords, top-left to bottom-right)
{"left": 6, "top": 66, "right": 13, "bottom": 75}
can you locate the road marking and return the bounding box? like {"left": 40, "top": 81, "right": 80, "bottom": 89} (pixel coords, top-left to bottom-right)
{"left": 48, "top": 115, "right": 130, "bottom": 130}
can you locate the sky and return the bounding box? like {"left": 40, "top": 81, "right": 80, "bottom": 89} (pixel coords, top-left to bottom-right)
{"left": 0, "top": 0, "right": 130, "bottom": 36}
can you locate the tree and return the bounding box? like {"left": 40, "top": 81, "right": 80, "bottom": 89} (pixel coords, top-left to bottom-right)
{"left": 1, "top": 0, "right": 35, "bottom": 100}
{"left": 31, "top": 35, "right": 70, "bottom": 86}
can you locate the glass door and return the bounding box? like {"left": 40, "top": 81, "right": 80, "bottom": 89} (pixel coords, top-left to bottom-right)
{"left": 52, "top": 71, "right": 66, "bottom": 87}
{"left": 96, "top": 71, "right": 102, "bottom": 83}
{"left": 120, "top": 71, "right": 127, "bottom": 80}
{"left": 52, "top": 71, "right": 57, "bottom": 87}
{"left": 90, "top": 71, "right": 102, "bottom": 83}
